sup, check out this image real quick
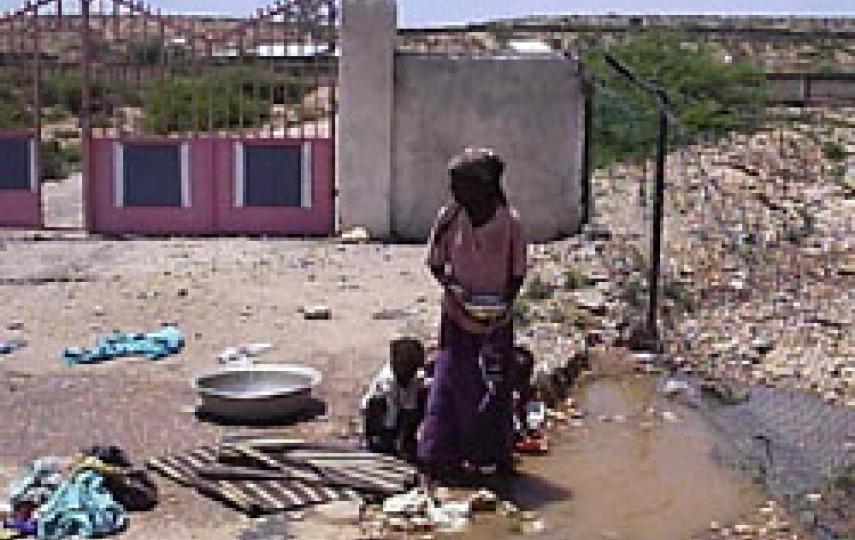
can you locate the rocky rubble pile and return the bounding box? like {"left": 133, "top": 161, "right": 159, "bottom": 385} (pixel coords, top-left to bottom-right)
{"left": 590, "top": 107, "right": 854, "bottom": 404}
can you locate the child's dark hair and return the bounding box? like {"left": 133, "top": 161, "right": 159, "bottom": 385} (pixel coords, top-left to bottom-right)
{"left": 390, "top": 337, "right": 425, "bottom": 384}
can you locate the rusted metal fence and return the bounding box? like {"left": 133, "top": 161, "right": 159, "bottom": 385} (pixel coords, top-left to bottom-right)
{"left": 0, "top": 0, "right": 339, "bottom": 234}
{"left": 0, "top": 0, "right": 57, "bottom": 228}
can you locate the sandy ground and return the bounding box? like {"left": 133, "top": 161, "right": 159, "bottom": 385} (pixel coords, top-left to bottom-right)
{"left": 1, "top": 176, "right": 443, "bottom": 539}
{"left": 2, "top": 167, "right": 833, "bottom": 539}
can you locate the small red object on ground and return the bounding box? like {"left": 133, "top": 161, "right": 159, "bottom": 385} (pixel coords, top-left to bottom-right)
{"left": 515, "top": 433, "right": 549, "bottom": 455}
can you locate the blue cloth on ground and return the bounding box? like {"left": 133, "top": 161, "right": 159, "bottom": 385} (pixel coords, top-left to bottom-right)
{"left": 9, "top": 458, "right": 65, "bottom": 508}
{"left": 61, "top": 326, "right": 184, "bottom": 366}
{"left": 36, "top": 471, "right": 126, "bottom": 540}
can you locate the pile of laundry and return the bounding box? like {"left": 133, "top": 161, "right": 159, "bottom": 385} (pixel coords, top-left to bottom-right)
{"left": 61, "top": 326, "right": 184, "bottom": 366}
{"left": 1, "top": 446, "right": 157, "bottom": 540}
{"left": 146, "top": 435, "right": 417, "bottom": 517}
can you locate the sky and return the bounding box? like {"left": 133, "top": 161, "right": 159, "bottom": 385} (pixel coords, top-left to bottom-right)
{"left": 1, "top": 0, "right": 852, "bottom": 25}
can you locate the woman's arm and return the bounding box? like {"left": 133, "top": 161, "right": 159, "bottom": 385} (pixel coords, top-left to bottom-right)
{"left": 505, "top": 208, "right": 528, "bottom": 303}
{"left": 430, "top": 264, "right": 469, "bottom": 305}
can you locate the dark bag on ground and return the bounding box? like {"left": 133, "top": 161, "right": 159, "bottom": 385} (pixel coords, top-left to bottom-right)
{"left": 103, "top": 469, "right": 158, "bottom": 512}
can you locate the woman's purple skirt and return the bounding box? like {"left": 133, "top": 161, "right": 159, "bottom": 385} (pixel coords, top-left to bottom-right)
{"left": 418, "top": 314, "right": 514, "bottom": 469}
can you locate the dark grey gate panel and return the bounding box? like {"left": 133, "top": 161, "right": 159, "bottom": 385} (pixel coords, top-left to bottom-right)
{"left": 122, "top": 143, "right": 182, "bottom": 207}
{"left": 244, "top": 145, "right": 303, "bottom": 207}
{"left": 0, "top": 138, "right": 32, "bottom": 191}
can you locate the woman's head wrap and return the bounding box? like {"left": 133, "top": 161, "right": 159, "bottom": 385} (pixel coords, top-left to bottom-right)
{"left": 447, "top": 147, "right": 507, "bottom": 205}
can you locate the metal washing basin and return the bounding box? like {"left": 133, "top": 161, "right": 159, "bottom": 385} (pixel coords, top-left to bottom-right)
{"left": 193, "top": 364, "right": 323, "bottom": 423}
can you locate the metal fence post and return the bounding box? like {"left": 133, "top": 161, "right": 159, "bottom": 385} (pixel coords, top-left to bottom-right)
{"left": 603, "top": 53, "right": 671, "bottom": 351}
{"left": 581, "top": 77, "right": 593, "bottom": 227}
{"left": 81, "top": 0, "right": 93, "bottom": 230}
{"left": 647, "top": 107, "right": 667, "bottom": 343}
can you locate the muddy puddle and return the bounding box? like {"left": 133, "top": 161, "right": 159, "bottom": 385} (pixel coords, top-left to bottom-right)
{"left": 464, "top": 376, "right": 764, "bottom": 540}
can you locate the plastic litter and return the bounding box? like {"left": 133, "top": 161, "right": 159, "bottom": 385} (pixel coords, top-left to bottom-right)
{"left": 0, "top": 339, "right": 26, "bottom": 355}
{"left": 427, "top": 500, "right": 470, "bottom": 533}
{"left": 663, "top": 379, "right": 691, "bottom": 396}
{"left": 218, "top": 343, "right": 274, "bottom": 365}
{"left": 382, "top": 489, "right": 430, "bottom": 516}
{"left": 382, "top": 489, "right": 472, "bottom": 533}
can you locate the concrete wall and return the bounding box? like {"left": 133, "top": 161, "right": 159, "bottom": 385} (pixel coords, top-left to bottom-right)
{"left": 338, "top": 0, "right": 397, "bottom": 237}
{"left": 767, "top": 74, "right": 855, "bottom": 104}
{"left": 810, "top": 78, "right": 855, "bottom": 102}
{"left": 391, "top": 54, "right": 584, "bottom": 241}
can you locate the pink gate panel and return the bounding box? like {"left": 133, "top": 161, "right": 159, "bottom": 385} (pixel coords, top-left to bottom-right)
{"left": 214, "top": 138, "right": 334, "bottom": 236}
{"left": 87, "top": 137, "right": 334, "bottom": 236}
{"left": 0, "top": 132, "right": 41, "bottom": 229}
{"left": 88, "top": 138, "right": 216, "bottom": 235}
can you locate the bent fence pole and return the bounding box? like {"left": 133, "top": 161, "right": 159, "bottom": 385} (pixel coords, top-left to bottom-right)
{"left": 604, "top": 53, "right": 672, "bottom": 351}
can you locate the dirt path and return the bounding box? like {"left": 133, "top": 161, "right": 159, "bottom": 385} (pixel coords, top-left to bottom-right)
{"left": 0, "top": 231, "right": 439, "bottom": 539}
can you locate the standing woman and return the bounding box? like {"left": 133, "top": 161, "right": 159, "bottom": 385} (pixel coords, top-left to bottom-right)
{"left": 418, "top": 148, "right": 527, "bottom": 478}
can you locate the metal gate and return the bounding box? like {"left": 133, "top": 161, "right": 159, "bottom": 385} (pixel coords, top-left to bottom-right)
{"left": 0, "top": 1, "right": 53, "bottom": 228}
{"left": 0, "top": 0, "right": 339, "bottom": 234}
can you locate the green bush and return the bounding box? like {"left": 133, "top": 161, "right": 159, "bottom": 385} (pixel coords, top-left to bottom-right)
{"left": 41, "top": 73, "right": 140, "bottom": 117}
{"left": 512, "top": 299, "right": 533, "bottom": 327}
{"left": 0, "top": 73, "right": 29, "bottom": 128}
{"left": 0, "top": 102, "right": 28, "bottom": 129}
{"left": 40, "top": 140, "right": 81, "bottom": 181}
{"left": 585, "top": 32, "right": 769, "bottom": 168}
{"left": 822, "top": 140, "right": 846, "bottom": 162}
{"left": 663, "top": 281, "right": 694, "bottom": 313}
{"left": 128, "top": 38, "right": 165, "bottom": 66}
{"left": 142, "top": 67, "right": 286, "bottom": 134}
{"left": 624, "top": 279, "right": 646, "bottom": 308}
{"left": 563, "top": 267, "right": 592, "bottom": 290}
{"left": 522, "top": 274, "right": 555, "bottom": 301}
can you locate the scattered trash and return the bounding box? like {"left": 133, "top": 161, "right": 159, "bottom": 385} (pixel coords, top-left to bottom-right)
{"left": 515, "top": 432, "right": 549, "bottom": 455}
{"left": 468, "top": 489, "right": 498, "bottom": 513}
{"left": 302, "top": 305, "right": 331, "bottom": 321}
{"left": 427, "top": 500, "right": 470, "bottom": 533}
{"left": 382, "top": 489, "right": 430, "bottom": 516}
{"left": 382, "top": 489, "right": 471, "bottom": 534}
{"left": 0, "top": 339, "right": 26, "bottom": 355}
{"left": 371, "top": 308, "right": 416, "bottom": 321}
{"left": 699, "top": 380, "right": 749, "bottom": 405}
{"left": 61, "top": 326, "right": 184, "bottom": 365}
{"left": 663, "top": 379, "right": 691, "bottom": 397}
{"left": 661, "top": 411, "right": 680, "bottom": 423}
{"left": 525, "top": 401, "right": 547, "bottom": 431}
{"left": 6, "top": 321, "right": 24, "bottom": 331}
{"left": 340, "top": 227, "right": 370, "bottom": 244}
{"left": 217, "top": 343, "right": 274, "bottom": 366}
